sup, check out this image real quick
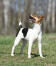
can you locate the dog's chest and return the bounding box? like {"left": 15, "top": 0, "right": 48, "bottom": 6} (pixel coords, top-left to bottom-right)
{"left": 25, "top": 29, "right": 40, "bottom": 40}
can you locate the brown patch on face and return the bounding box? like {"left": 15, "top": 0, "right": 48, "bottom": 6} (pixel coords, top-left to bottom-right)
{"left": 30, "top": 15, "right": 44, "bottom": 24}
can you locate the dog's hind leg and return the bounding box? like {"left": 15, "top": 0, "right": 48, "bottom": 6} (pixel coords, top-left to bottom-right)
{"left": 20, "top": 39, "right": 26, "bottom": 54}
{"left": 11, "top": 34, "right": 22, "bottom": 56}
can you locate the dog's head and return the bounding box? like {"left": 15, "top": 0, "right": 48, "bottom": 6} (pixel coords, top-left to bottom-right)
{"left": 29, "top": 15, "right": 44, "bottom": 24}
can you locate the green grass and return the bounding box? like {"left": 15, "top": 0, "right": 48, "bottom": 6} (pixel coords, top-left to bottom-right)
{"left": 0, "top": 33, "right": 56, "bottom": 66}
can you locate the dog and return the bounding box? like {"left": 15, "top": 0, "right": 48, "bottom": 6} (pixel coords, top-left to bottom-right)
{"left": 11, "top": 15, "right": 45, "bottom": 58}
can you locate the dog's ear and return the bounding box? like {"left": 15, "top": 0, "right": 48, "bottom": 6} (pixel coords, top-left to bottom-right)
{"left": 40, "top": 16, "right": 44, "bottom": 19}
{"left": 37, "top": 16, "right": 44, "bottom": 22}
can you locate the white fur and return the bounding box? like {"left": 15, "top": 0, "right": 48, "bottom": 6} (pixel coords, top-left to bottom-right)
{"left": 11, "top": 22, "right": 45, "bottom": 58}
{"left": 19, "top": 19, "right": 22, "bottom": 26}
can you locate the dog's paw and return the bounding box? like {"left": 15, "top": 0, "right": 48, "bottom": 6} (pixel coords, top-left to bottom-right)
{"left": 28, "top": 56, "right": 31, "bottom": 59}
{"left": 40, "top": 56, "right": 45, "bottom": 58}
{"left": 11, "top": 54, "right": 14, "bottom": 56}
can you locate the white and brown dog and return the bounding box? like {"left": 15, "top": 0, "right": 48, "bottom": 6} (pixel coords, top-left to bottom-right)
{"left": 11, "top": 15, "right": 45, "bottom": 58}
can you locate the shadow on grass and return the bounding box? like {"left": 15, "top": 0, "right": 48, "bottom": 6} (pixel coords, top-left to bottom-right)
{"left": 0, "top": 52, "right": 47, "bottom": 58}
{"left": 31, "top": 53, "right": 47, "bottom": 58}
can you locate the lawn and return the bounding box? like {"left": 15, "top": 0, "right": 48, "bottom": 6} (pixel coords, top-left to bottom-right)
{"left": 0, "top": 33, "right": 56, "bottom": 66}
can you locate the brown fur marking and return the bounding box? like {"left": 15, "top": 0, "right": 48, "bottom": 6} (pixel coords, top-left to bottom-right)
{"left": 30, "top": 15, "right": 44, "bottom": 24}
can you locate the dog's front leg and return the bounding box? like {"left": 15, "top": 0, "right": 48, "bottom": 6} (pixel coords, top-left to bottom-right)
{"left": 38, "top": 32, "right": 45, "bottom": 58}
{"left": 28, "top": 40, "right": 33, "bottom": 58}
{"left": 38, "top": 40, "right": 44, "bottom": 58}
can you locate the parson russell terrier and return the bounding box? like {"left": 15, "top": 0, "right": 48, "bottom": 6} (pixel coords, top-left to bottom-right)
{"left": 11, "top": 15, "right": 45, "bottom": 58}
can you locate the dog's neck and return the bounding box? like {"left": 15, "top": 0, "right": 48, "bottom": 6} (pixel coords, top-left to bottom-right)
{"left": 33, "top": 23, "right": 41, "bottom": 30}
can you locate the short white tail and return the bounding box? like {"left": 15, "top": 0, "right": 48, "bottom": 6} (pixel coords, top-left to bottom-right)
{"left": 19, "top": 19, "right": 22, "bottom": 26}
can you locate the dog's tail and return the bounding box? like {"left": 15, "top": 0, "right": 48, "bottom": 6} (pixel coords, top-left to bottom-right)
{"left": 16, "top": 19, "right": 22, "bottom": 36}
{"left": 19, "top": 19, "right": 22, "bottom": 28}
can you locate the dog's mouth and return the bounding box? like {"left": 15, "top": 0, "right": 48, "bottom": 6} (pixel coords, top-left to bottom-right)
{"left": 29, "top": 16, "right": 35, "bottom": 21}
